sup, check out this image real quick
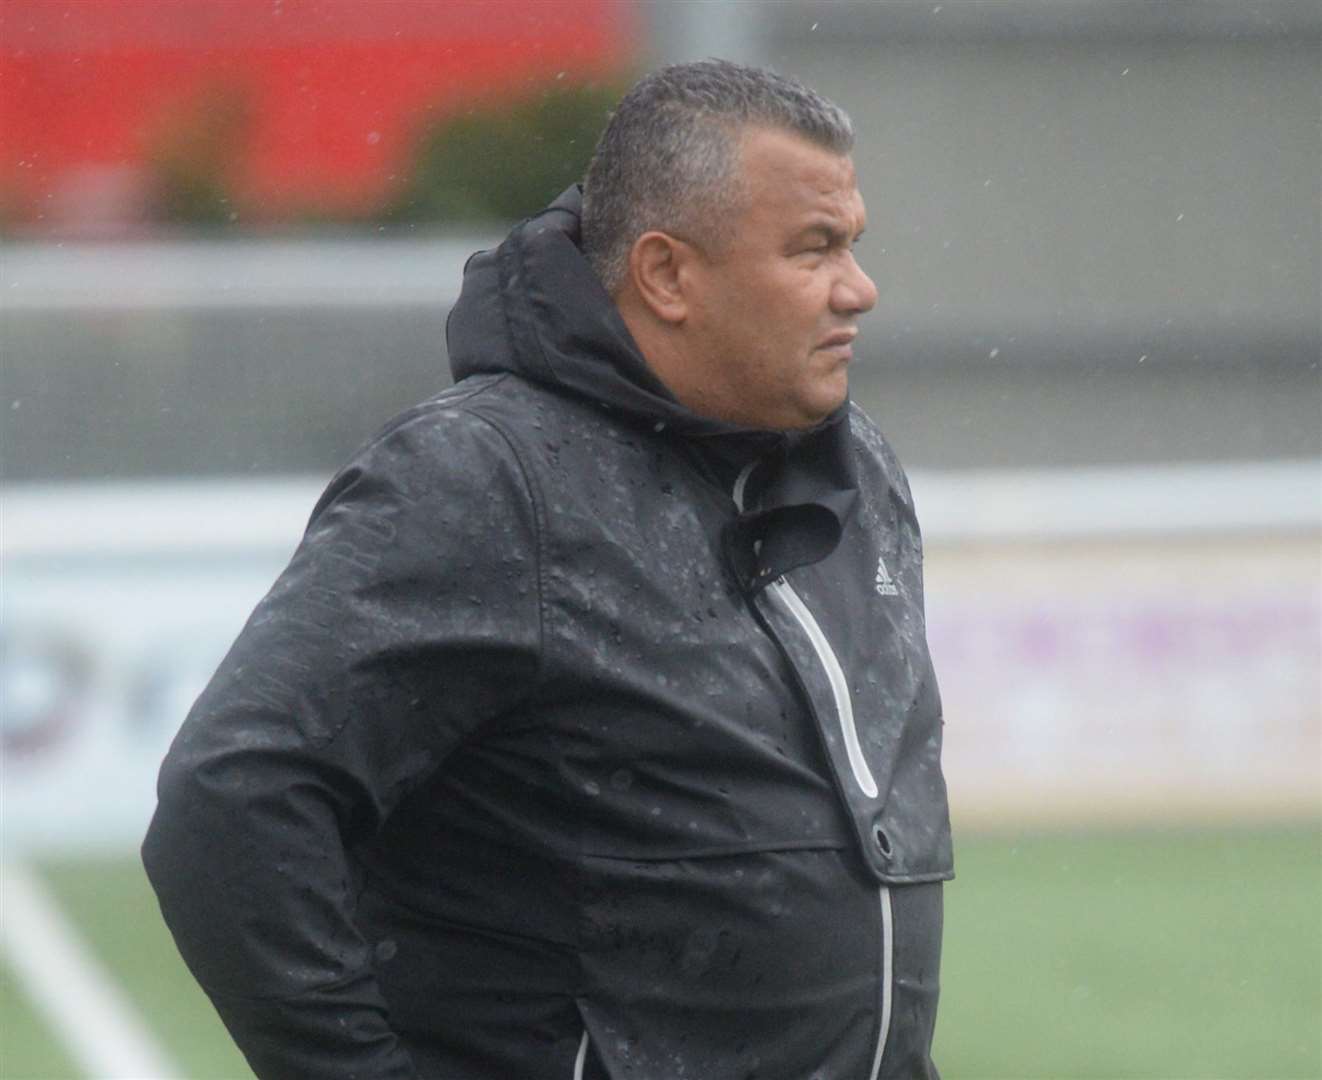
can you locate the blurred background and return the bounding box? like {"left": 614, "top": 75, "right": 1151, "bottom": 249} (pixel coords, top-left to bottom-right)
{"left": 2, "top": 1, "right": 1318, "bottom": 1077}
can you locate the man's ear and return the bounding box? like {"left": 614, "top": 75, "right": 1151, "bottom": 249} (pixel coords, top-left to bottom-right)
{"left": 627, "top": 231, "right": 694, "bottom": 325}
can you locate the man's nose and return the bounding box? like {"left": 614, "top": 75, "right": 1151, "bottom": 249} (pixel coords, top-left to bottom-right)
{"left": 833, "top": 254, "right": 879, "bottom": 315}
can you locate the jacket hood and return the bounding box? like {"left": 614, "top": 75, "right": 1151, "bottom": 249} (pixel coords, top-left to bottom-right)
{"left": 446, "top": 185, "right": 860, "bottom": 588}
{"left": 447, "top": 185, "right": 707, "bottom": 435}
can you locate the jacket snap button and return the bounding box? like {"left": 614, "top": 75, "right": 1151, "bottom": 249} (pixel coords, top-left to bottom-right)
{"left": 873, "top": 825, "right": 893, "bottom": 858}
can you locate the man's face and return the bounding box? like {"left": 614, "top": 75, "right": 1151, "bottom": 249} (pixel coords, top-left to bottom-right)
{"left": 682, "top": 127, "right": 878, "bottom": 431}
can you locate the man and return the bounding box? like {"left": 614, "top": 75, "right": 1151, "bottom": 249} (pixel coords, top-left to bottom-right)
{"left": 144, "top": 59, "right": 953, "bottom": 1079}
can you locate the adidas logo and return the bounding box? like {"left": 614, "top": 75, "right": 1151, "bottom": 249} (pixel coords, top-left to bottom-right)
{"left": 874, "top": 554, "right": 899, "bottom": 597}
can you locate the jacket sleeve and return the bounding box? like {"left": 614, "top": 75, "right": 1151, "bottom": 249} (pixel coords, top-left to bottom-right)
{"left": 142, "top": 405, "right": 543, "bottom": 1079}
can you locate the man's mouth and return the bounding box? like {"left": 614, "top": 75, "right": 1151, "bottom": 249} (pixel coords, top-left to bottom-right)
{"left": 817, "top": 330, "right": 858, "bottom": 357}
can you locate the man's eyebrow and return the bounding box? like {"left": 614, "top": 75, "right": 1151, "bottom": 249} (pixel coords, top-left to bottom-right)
{"left": 795, "top": 222, "right": 860, "bottom": 245}
{"left": 793, "top": 224, "right": 867, "bottom": 249}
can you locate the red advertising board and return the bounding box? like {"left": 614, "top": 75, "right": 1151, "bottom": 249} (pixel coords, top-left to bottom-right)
{"left": 1, "top": 0, "right": 635, "bottom": 227}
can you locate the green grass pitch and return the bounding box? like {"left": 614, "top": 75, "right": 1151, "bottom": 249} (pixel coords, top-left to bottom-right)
{"left": 2, "top": 824, "right": 1318, "bottom": 1079}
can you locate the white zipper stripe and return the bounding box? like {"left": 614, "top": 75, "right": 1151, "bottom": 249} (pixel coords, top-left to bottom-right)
{"left": 734, "top": 465, "right": 891, "bottom": 1077}
{"left": 732, "top": 462, "right": 756, "bottom": 511}
{"left": 573, "top": 1028, "right": 589, "bottom": 1080}
{"left": 732, "top": 461, "right": 878, "bottom": 800}
{"left": 768, "top": 577, "right": 879, "bottom": 799}
{"left": 867, "top": 885, "right": 895, "bottom": 1080}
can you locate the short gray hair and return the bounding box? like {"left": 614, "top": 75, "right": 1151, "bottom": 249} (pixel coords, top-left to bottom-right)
{"left": 581, "top": 59, "right": 854, "bottom": 294}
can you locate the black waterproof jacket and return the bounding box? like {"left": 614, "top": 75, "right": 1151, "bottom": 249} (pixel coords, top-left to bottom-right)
{"left": 143, "top": 187, "right": 954, "bottom": 1080}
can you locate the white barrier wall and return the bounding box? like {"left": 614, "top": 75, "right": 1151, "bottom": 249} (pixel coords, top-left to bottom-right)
{"left": 930, "top": 535, "right": 1320, "bottom": 826}
{"left": 3, "top": 480, "right": 313, "bottom": 856}
{"left": 3, "top": 464, "right": 1318, "bottom": 853}
{"left": 917, "top": 462, "right": 1322, "bottom": 825}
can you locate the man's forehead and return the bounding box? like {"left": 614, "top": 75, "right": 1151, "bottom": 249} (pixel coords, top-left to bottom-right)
{"left": 737, "top": 127, "right": 863, "bottom": 221}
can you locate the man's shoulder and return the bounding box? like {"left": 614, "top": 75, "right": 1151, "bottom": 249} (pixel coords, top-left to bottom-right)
{"left": 847, "top": 402, "right": 903, "bottom": 471}
{"left": 367, "top": 372, "right": 518, "bottom": 441}
{"left": 355, "top": 373, "right": 564, "bottom": 457}
{"left": 313, "top": 376, "right": 530, "bottom": 504}
{"left": 847, "top": 401, "right": 918, "bottom": 512}
{"left": 298, "top": 376, "right": 552, "bottom": 541}
{"left": 327, "top": 373, "right": 611, "bottom": 501}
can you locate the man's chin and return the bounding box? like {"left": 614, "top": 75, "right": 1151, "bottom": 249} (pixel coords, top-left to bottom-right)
{"left": 806, "top": 380, "right": 850, "bottom": 423}
{"left": 778, "top": 393, "right": 849, "bottom": 432}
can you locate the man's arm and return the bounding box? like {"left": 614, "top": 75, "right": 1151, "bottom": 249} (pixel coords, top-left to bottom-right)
{"left": 142, "top": 406, "right": 542, "bottom": 1079}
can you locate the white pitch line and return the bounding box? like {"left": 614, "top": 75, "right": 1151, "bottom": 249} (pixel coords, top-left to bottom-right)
{"left": 1, "top": 861, "right": 180, "bottom": 1079}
